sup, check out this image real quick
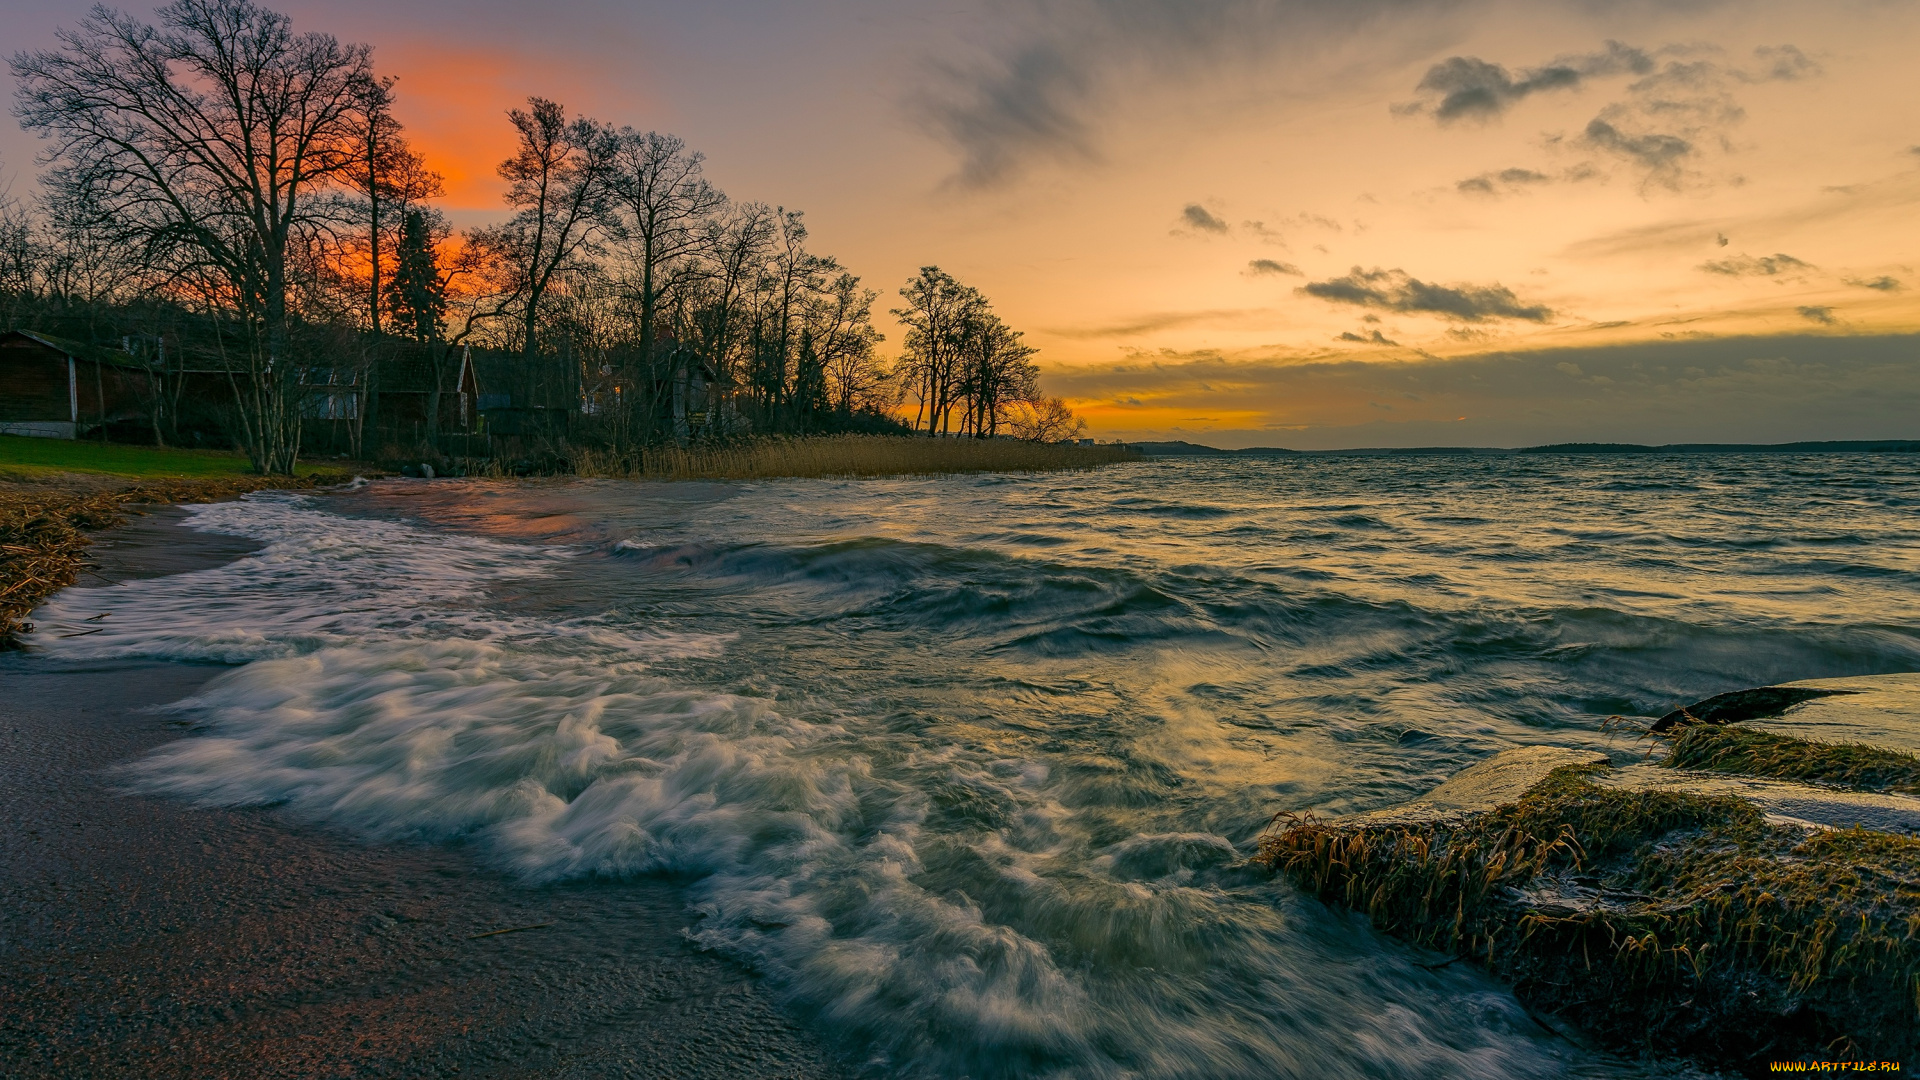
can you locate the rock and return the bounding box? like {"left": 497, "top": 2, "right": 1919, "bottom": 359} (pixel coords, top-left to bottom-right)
{"left": 1259, "top": 731, "right": 1920, "bottom": 1068}
{"left": 1649, "top": 685, "right": 1855, "bottom": 732}
{"left": 1599, "top": 763, "right": 1920, "bottom": 834}
{"left": 1750, "top": 673, "right": 1920, "bottom": 754}
{"left": 1650, "top": 673, "right": 1920, "bottom": 753}
{"left": 1337, "top": 746, "right": 1609, "bottom": 827}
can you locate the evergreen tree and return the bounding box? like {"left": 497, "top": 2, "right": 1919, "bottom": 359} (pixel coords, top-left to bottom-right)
{"left": 389, "top": 209, "right": 446, "bottom": 341}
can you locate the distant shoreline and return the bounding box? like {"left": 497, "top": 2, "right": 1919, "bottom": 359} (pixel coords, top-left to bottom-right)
{"left": 1126, "top": 438, "right": 1920, "bottom": 458}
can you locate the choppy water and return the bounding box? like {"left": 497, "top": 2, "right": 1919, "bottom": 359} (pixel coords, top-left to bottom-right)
{"left": 37, "top": 455, "right": 1920, "bottom": 1078}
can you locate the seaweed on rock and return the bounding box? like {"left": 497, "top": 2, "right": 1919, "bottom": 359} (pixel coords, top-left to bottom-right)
{"left": 1664, "top": 724, "right": 1920, "bottom": 795}
{"left": 1256, "top": 763, "right": 1920, "bottom": 1070}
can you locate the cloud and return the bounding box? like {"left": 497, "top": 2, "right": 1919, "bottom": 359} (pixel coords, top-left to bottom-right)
{"left": 1300, "top": 267, "right": 1554, "bottom": 322}
{"left": 1247, "top": 258, "right": 1303, "bottom": 276}
{"left": 1796, "top": 305, "right": 1836, "bottom": 324}
{"left": 1339, "top": 329, "right": 1399, "bottom": 345}
{"left": 1846, "top": 275, "right": 1902, "bottom": 291}
{"left": 1406, "top": 41, "right": 1652, "bottom": 123}
{"left": 1456, "top": 167, "right": 1552, "bottom": 196}
{"left": 1744, "top": 44, "right": 1819, "bottom": 83}
{"left": 913, "top": 0, "right": 1455, "bottom": 187}
{"left": 1180, "top": 203, "right": 1230, "bottom": 233}
{"left": 1413, "top": 42, "right": 1822, "bottom": 192}
{"left": 1581, "top": 119, "right": 1693, "bottom": 181}
{"left": 913, "top": 42, "right": 1099, "bottom": 187}
{"left": 1699, "top": 253, "right": 1812, "bottom": 276}
{"left": 1047, "top": 307, "right": 1269, "bottom": 339}
{"left": 1047, "top": 333, "right": 1920, "bottom": 448}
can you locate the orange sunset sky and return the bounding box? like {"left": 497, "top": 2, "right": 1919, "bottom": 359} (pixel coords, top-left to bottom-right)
{"left": 7, "top": 0, "right": 1918, "bottom": 448}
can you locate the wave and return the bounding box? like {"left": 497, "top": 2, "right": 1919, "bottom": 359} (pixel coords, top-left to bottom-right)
{"left": 40, "top": 456, "right": 1920, "bottom": 1079}
{"left": 54, "top": 493, "right": 1607, "bottom": 1078}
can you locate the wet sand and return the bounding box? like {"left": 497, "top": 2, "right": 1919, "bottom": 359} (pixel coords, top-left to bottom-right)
{"left": 0, "top": 508, "right": 847, "bottom": 1079}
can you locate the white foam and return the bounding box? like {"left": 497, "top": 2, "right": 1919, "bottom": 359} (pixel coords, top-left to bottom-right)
{"left": 70, "top": 493, "right": 1608, "bottom": 1077}
{"left": 35, "top": 492, "right": 721, "bottom": 663}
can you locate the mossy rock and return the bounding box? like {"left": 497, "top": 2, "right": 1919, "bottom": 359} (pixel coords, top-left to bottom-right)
{"left": 1656, "top": 674, "right": 1920, "bottom": 755}
{"left": 1258, "top": 727, "right": 1920, "bottom": 1074}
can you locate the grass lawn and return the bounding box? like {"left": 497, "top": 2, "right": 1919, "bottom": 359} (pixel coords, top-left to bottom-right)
{"left": 0, "top": 435, "right": 356, "bottom": 479}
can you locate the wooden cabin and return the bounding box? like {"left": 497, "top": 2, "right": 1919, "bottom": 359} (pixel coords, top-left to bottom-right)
{"left": 369, "top": 345, "right": 479, "bottom": 442}
{"left": 0, "top": 330, "right": 158, "bottom": 439}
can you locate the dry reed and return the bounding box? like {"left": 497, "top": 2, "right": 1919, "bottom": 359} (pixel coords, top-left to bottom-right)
{"left": 567, "top": 436, "right": 1138, "bottom": 480}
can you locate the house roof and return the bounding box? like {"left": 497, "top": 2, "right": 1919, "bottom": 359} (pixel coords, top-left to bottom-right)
{"left": 2, "top": 329, "right": 154, "bottom": 371}
{"left": 376, "top": 345, "right": 472, "bottom": 394}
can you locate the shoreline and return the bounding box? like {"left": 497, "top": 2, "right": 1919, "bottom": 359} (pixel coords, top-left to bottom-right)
{"left": 0, "top": 506, "right": 846, "bottom": 1079}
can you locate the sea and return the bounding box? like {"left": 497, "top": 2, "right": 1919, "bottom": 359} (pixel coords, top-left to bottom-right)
{"left": 35, "top": 454, "right": 1920, "bottom": 1078}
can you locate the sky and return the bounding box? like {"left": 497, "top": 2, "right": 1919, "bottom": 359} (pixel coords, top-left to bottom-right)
{"left": 6, "top": 0, "right": 1919, "bottom": 448}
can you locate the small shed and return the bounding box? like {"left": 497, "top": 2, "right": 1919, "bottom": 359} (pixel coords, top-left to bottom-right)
{"left": 372, "top": 345, "right": 479, "bottom": 440}
{"left": 0, "top": 330, "right": 157, "bottom": 439}
{"left": 659, "top": 344, "right": 721, "bottom": 440}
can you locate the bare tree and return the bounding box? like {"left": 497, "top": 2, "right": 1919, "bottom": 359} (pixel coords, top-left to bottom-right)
{"left": 12, "top": 0, "right": 374, "bottom": 472}
{"left": 684, "top": 201, "right": 774, "bottom": 402}
{"left": 808, "top": 272, "right": 886, "bottom": 416}
{"left": 342, "top": 74, "right": 442, "bottom": 338}
{"left": 488, "top": 97, "right": 618, "bottom": 368}
{"left": 957, "top": 308, "right": 1037, "bottom": 437}
{"left": 607, "top": 130, "right": 724, "bottom": 368}
{"left": 1003, "top": 397, "right": 1086, "bottom": 442}
{"left": 892, "top": 266, "right": 980, "bottom": 434}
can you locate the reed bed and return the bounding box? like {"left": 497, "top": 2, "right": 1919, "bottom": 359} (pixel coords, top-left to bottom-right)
{"left": 567, "top": 436, "right": 1138, "bottom": 480}
{"left": 0, "top": 475, "right": 319, "bottom": 648}
{"left": 1257, "top": 763, "right": 1920, "bottom": 1066}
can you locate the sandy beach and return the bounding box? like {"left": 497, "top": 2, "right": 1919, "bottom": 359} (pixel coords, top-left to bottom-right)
{"left": 0, "top": 508, "right": 846, "bottom": 1079}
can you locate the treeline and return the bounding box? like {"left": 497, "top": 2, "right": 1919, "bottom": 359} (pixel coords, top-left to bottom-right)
{"left": 1, "top": 0, "right": 1084, "bottom": 473}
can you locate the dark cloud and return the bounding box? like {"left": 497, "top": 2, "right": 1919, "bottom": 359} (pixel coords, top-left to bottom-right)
{"left": 1413, "top": 57, "right": 1582, "bottom": 122}
{"left": 1456, "top": 167, "right": 1552, "bottom": 196}
{"left": 1247, "top": 258, "right": 1303, "bottom": 276}
{"left": 1300, "top": 267, "right": 1554, "bottom": 322}
{"left": 915, "top": 0, "right": 1456, "bottom": 187}
{"left": 1846, "top": 275, "right": 1902, "bottom": 292}
{"left": 1180, "top": 204, "right": 1230, "bottom": 232}
{"left": 914, "top": 41, "right": 1098, "bottom": 187}
{"left": 1699, "top": 253, "right": 1812, "bottom": 276}
{"left": 1576, "top": 45, "right": 1822, "bottom": 189}
{"left": 1408, "top": 41, "right": 1651, "bottom": 123}
{"left": 1418, "top": 42, "right": 1820, "bottom": 192}
{"left": 1744, "top": 44, "right": 1819, "bottom": 83}
{"left": 1582, "top": 119, "right": 1692, "bottom": 179}
{"left": 1797, "top": 305, "right": 1836, "bottom": 324}
{"left": 1047, "top": 334, "right": 1920, "bottom": 449}
{"left": 1338, "top": 329, "right": 1399, "bottom": 345}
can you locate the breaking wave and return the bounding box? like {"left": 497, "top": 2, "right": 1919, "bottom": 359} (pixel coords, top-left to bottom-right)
{"left": 31, "top": 453, "right": 1920, "bottom": 1078}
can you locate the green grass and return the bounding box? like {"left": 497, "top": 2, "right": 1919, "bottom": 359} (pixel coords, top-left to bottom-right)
{"left": 0, "top": 435, "right": 354, "bottom": 479}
